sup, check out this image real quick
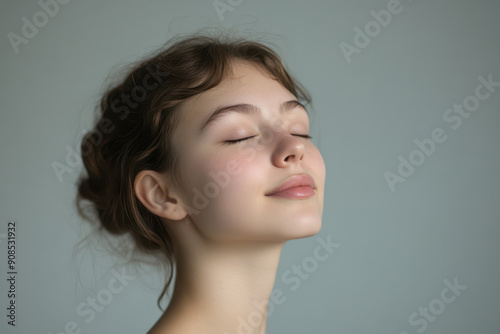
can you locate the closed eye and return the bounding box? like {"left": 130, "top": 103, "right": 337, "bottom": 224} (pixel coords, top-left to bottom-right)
{"left": 225, "top": 134, "right": 312, "bottom": 145}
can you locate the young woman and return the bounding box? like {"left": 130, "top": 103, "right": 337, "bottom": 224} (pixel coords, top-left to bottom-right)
{"left": 75, "top": 31, "right": 326, "bottom": 334}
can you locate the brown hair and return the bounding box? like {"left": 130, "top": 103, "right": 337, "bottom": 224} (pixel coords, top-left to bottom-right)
{"left": 75, "top": 29, "right": 312, "bottom": 310}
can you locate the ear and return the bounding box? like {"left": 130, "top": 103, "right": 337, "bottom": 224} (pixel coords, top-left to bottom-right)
{"left": 134, "top": 170, "right": 188, "bottom": 221}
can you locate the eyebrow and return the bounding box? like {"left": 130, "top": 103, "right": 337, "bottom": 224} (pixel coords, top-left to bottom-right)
{"left": 199, "top": 100, "right": 308, "bottom": 134}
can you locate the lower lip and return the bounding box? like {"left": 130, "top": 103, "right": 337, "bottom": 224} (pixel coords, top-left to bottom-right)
{"left": 267, "top": 186, "right": 315, "bottom": 199}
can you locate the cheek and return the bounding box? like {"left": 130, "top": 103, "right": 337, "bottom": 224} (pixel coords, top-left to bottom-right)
{"left": 307, "top": 145, "right": 326, "bottom": 188}
{"left": 187, "top": 149, "right": 268, "bottom": 236}
{"left": 309, "top": 146, "right": 326, "bottom": 211}
{"left": 313, "top": 147, "right": 326, "bottom": 183}
{"left": 201, "top": 151, "right": 264, "bottom": 202}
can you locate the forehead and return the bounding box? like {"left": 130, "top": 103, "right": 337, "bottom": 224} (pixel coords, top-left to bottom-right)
{"left": 188, "top": 61, "right": 292, "bottom": 109}
{"left": 174, "top": 61, "right": 297, "bottom": 137}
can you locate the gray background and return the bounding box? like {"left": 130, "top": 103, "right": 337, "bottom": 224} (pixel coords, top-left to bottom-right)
{"left": 1, "top": 0, "right": 499, "bottom": 333}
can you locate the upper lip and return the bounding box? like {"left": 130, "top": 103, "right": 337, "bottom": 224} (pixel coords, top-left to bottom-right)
{"left": 265, "top": 173, "right": 316, "bottom": 196}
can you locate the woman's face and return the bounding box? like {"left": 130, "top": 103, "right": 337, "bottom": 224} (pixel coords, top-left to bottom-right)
{"left": 171, "top": 61, "right": 326, "bottom": 242}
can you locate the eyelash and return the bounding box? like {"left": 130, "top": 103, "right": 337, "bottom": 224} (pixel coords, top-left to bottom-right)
{"left": 225, "top": 134, "right": 312, "bottom": 145}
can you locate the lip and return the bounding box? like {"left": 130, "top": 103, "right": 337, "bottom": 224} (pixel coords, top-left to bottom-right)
{"left": 265, "top": 173, "right": 316, "bottom": 197}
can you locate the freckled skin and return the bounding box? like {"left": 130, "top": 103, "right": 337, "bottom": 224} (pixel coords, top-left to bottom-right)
{"left": 171, "top": 60, "right": 326, "bottom": 242}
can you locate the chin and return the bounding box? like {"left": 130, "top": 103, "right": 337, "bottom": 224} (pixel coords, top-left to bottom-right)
{"left": 281, "top": 215, "right": 323, "bottom": 241}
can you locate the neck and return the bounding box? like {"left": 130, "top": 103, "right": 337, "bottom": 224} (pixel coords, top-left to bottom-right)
{"left": 156, "top": 235, "right": 285, "bottom": 334}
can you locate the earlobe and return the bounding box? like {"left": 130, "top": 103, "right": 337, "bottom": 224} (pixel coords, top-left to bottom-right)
{"left": 134, "top": 170, "right": 188, "bottom": 221}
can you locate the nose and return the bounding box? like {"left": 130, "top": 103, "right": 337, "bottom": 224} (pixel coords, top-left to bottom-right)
{"left": 268, "top": 129, "right": 306, "bottom": 167}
